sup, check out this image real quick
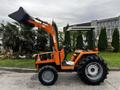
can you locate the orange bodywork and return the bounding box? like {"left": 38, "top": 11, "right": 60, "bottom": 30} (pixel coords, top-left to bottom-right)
{"left": 59, "top": 49, "right": 65, "bottom": 62}
{"left": 74, "top": 51, "right": 99, "bottom": 64}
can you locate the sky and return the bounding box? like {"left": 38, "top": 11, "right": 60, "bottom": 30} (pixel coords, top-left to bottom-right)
{"left": 0, "top": 0, "right": 120, "bottom": 30}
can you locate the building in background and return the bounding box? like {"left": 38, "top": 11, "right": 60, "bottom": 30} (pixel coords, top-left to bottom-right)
{"left": 69, "top": 16, "right": 120, "bottom": 43}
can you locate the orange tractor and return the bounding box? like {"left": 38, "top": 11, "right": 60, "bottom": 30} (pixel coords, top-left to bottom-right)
{"left": 9, "top": 7, "right": 108, "bottom": 86}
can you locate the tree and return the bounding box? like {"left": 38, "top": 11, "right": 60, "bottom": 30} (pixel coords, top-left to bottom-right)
{"left": 63, "top": 24, "right": 71, "bottom": 48}
{"left": 15, "top": 23, "right": 36, "bottom": 54}
{"left": 86, "top": 30, "right": 94, "bottom": 50}
{"left": 2, "top": 23, "right": 20, "bottom": 52}
{"left": 98, "top": 27, "right": 108, "bottom": 51}
{"left": 76, "top": 31, "right": 83, "bottom": 49}
{"left": 58, "top": 31, "right": 64, "bottom": 50}
{"left": 36, "top": 29, "right": 47, "bottom": 51}
{"left": 111, "top": 28, "right": 119, "bottom": 52}
{"left": 1, "top": 21, "right": 49, "bottom": 58}
{"left": 72, "top": 31, "right": 78, "bottom": 50}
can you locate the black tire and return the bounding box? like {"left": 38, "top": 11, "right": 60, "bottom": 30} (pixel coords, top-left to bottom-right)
{"left": 77, "top": 55, "right": 108, "bottom": 85}
{"left": 38, "top": 65, "right": 58, "bottom": 86}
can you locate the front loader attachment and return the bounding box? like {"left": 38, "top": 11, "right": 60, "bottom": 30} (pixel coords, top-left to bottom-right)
{"left": 8, "top": 7, "right": 34, "bottom": 27}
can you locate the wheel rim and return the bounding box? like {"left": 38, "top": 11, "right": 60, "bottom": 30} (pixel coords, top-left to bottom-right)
{"left": 85, "top": 62, "right": 103, "bottom": 81}
{"left": 42, "top": 70, "right": 54, "bottom": 83}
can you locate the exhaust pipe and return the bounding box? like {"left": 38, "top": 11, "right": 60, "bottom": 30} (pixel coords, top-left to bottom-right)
{"left": 8, "top": 7, "right": 34, "bottom": 26}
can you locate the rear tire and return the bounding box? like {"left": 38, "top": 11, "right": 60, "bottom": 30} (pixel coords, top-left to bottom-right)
{"left": 38, "top": 65, "right": 58, "bottom": 86}
{"left": 77, "top": 55, "right": 108, "bottom": 85}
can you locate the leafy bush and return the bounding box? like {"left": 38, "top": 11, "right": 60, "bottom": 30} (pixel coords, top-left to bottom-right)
{"left": 98, "top": 27, "right": 108, "bottom": 51}
{"left": 76, "top": 31, "right": 83, "bottom": 49}
{"left": 111, "top": 28, "right": 119, "bottom": 52}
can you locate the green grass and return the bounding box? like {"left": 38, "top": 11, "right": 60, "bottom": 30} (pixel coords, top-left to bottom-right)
{"left": 99, "top": 52, "right": 120, "bottom": 69}
{"left": 0, "top": 52, "right": 120, "bottom": 69}
{"left": 0, "top": 59, "right": 35, "bottom": 69}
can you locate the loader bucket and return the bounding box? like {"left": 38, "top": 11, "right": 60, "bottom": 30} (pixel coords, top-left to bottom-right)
{"left": 8, "top": 7, "right": 34, "bottom": 26}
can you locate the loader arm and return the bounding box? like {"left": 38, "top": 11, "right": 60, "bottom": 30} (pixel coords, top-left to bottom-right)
{"left": 8, "top": 7, "right": 59, "bottom": 52}
{"left": 8, "top": 7, "right": 60, "bottom": 65}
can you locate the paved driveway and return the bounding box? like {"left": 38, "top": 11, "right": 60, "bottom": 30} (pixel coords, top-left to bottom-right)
{"left": 0, "top": 70, "right": 120, "bottom": 90}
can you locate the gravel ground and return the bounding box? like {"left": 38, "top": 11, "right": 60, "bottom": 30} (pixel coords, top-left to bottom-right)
{"left": 0, "top": 70, "right": 120, "bottom": 90}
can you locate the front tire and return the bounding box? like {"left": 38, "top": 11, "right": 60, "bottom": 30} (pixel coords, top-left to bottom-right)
{"left": 77, "top": 55, "right": 108, "bottom": 85}
{"left": 38, "top": 65, "right": 58, "bottom": 86}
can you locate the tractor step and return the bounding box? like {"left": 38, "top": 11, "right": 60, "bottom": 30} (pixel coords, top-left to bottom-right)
{"left": 61, "top": 65, "right": 74, "bottom": 70}
{"left": 62, "top": 60, "right": 74, "bottom": 66}
{"left": 61, "top": 60, "right": 74, "bottom": 70}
